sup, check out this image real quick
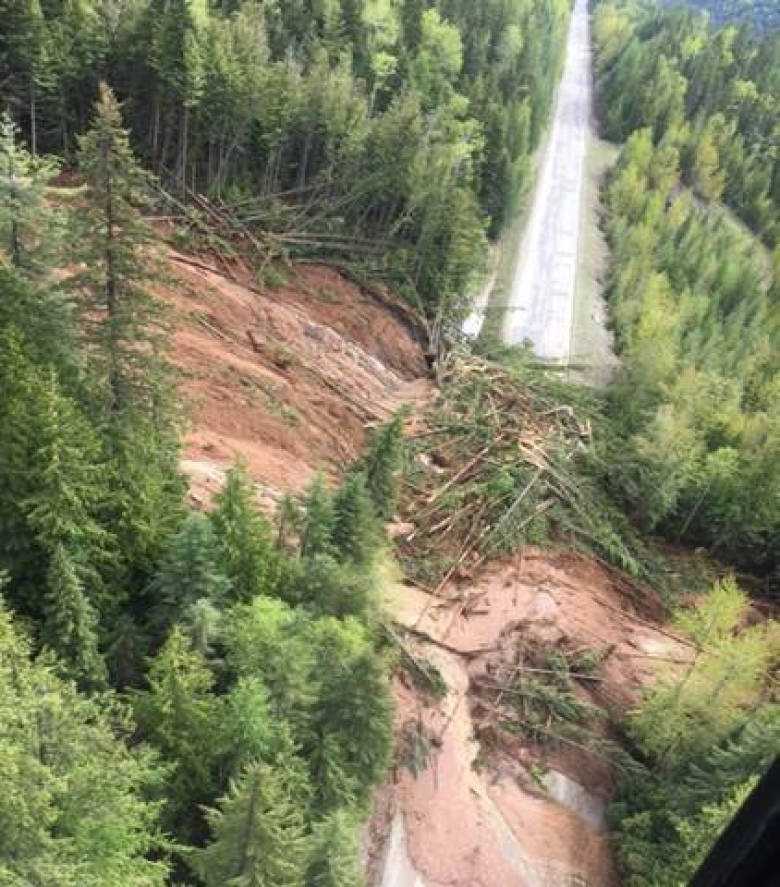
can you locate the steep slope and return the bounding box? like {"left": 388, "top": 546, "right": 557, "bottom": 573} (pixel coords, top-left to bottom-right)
{"left": 159, "top": 253, "right": 684, "bottom": 886}
{"left": 161, "top": 253, "right": 429, "bottom": 503}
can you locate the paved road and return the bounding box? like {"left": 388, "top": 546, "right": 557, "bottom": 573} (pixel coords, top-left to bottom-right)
{"left": 502, "top": 0, "right": 592, "bottom": 360}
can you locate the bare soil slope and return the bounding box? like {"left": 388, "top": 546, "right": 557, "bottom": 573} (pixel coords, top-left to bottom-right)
{"left": 161, "top": 253, "right": 429, "bottom": 502}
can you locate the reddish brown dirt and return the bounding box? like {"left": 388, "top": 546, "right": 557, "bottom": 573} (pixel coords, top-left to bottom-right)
{"left": 374, "top": 549, "right": 690, "bottom": 886}
{"left": 158, "top": 252, "right": 429, "bottom": 497}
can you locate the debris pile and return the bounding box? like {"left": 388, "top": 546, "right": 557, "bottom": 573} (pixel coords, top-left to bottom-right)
{"left": 396, "top": 350, "right": 641, "bottom": 590}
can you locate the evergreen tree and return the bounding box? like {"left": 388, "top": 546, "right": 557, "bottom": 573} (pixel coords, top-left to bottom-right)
{"left": 211, "top": 461, "right": 280, "bottom": 601}
{"left": 74, "top": 82, "right": 167, "bottom": 420}
{"left": 307, "top": 617, "right": 392, "bottom": 812}
{"left": 299, "top": 474, "right": 335, "bottom": 559}
{"left": 0, "top": 111, "right": 60, "bottom": 271}
{"left": 362, "top": 414, "right": 403, "bottom": 520}
{"left": 192, "top": 761, "right": 308, "bottom": 887}
{"left": 331, "top": 471, "right": 380, "bottom": 566}
{"left": 150, "top": 512, "right": 231, "bottom": 630}
{"left": 42, "top": 543, "right": 106, "bottom": 688}
{"left": 0, "top": 598, "right": 169, "bottom": 886}
{"left": 306, "top": 809, "right": 364, "bottom": 887}
{"left": 0, "top": 335, "right": 115, "bottom": 627}
{"left": 133, "top": 626, "right": 221, "bottom": 838}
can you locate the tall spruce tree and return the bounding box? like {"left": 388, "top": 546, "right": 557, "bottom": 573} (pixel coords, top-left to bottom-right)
{"left": 362, "top": 414, "right": 403, "bottom": 520}
{"left": 331, "top": 471, "right": 380, "bottom": 566}
{"left": 0, "top": 599, "right": 169, "bottom": 885}
{"left": 133, "top": 626, "right": 222, "bottom": 839}
{"left": 150, "top": 512, "right": 231, "bottom": 631}
{"left": 300, "top": 474, "right": 335, "bottom": 559}
{"left": 306, "top": 808, "right": 364, "bottom": 887}
{"left": 42, "top": 543, "right": 106, "bottom": 688}
{"left": 74, "top": 82, "right": 166, "bottom": 420}
{"left": 192, "top": 761, "right": 309, "bottom": 887}
{"left": 0, "top": 111, "right": 60, "bottom": 271}
{"left": 211, "top": 461, "right": 280, "bottom": 601}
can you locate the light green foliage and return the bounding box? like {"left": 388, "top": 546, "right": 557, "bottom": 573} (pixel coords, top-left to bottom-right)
{"left": 306, "top": 808, "right": 365, "bottom": 887}
{"left": 610, "top": 578, "right": 779, "bottom": 885}
{"left": 630, "top": 578, "right": 777, "bottom": 762}
{"left": 593, "top": 0, "right": 780, "bottom": 246}
{"left": 192, "top": 762, "right": 308, "bottom": 887}
{"left": 596, "top": 40, "right": 780, "bottom": 566}
{"left": 0, "top": 599, "right": 168, "bottom": 886}
{"left": 0, "top": 112, "right": 61, "bottom": 272}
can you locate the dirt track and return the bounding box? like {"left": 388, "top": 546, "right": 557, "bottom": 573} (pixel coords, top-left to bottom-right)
{"left": 502, "top": 0, "right": 592, "bottom": 360}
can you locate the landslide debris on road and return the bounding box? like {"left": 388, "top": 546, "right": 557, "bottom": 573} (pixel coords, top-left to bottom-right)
{"left": 372, "top": 551, "right": 689, "bottom": 887}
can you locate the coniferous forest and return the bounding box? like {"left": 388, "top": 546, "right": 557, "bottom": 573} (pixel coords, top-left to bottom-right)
{"left": 0, "top": 0, "right": 779, "bottom": 884}
{"left": 592, "top": 1, "right": 779, "bottom": 882}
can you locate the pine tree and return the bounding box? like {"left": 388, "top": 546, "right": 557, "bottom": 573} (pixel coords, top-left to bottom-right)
{"left": 330, "top": 471, "right": 380, "bottom": 566}
{"left": 133, "top": 626, "right": 221, "bottom": 837}
{"left": 307, "top": 618, "right": 392, "bottom": 812}
{"left": 362, "top": 414, "right": 403, "bottom": 520}
{"left": 0, "top": 336, "right": 115, "bottom": 627}
{"left": 211, "top": 461, "right": 280, "bottom": 601}
{"left": 299, "top": 474, "right": 335, "bottom": 559}
{"left": 0, "top": 598, "right": 169, "bottom": 885}
{"left": 150, "top": 513, "right": 231, "bottom": 630}
{"left": 192, "top": 761, "right": 308, "bottom": 887}
{"left": 74, "top": 82, "right": 167, "bottom": 420}
{"left": 0, "top": 111, "right": 60, "bottom": 272}
{"left": 42, "top": 543, "right": 106, "bottom": 688}
{"left": 306, "top": 809, "right": 364, "bottom": 887}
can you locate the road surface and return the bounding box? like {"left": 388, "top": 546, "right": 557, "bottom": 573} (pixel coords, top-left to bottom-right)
{"left": 502, "top": 0, "right": 592, "bottom": 360}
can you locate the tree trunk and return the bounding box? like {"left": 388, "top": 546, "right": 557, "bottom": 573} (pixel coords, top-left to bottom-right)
{"left": 104, "top": 138, "right": 121, "bottom": 415}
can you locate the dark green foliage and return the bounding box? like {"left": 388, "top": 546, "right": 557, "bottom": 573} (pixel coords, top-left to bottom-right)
{"left": 306, "top": 617, "right": 392, "bottom": 812}
{"left": 74, "top": 83, "right": 168, "bottom": 420}
{"left": 0, "top": 599, "right": 169, "bottom": 885}
{"left": 331, "top": 471, "right": 381, "bottom": 567}
{"left": 150, "top": 513, "right": 231, "bottom": 631}
{"left": 41, "top": 543, "right": 106, "bottom": 688}
{"left": 2, "top": 0, "right": 571, "bottom": 328}
{"left": 299, "top": 474, "right": 336, "bottom": 559}
{"left": 0, "top": 112, "right": 61, "bottom": 272}
{"left": 291, "top": 554, "right": 373, "bottom": 619}
{"left": 133, "top": 627, "right": 222, "bottom": 840}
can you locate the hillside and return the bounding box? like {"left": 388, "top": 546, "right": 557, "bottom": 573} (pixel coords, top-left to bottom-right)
{"left": 1, "top": 0, "right": 778, "bottom": 884}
